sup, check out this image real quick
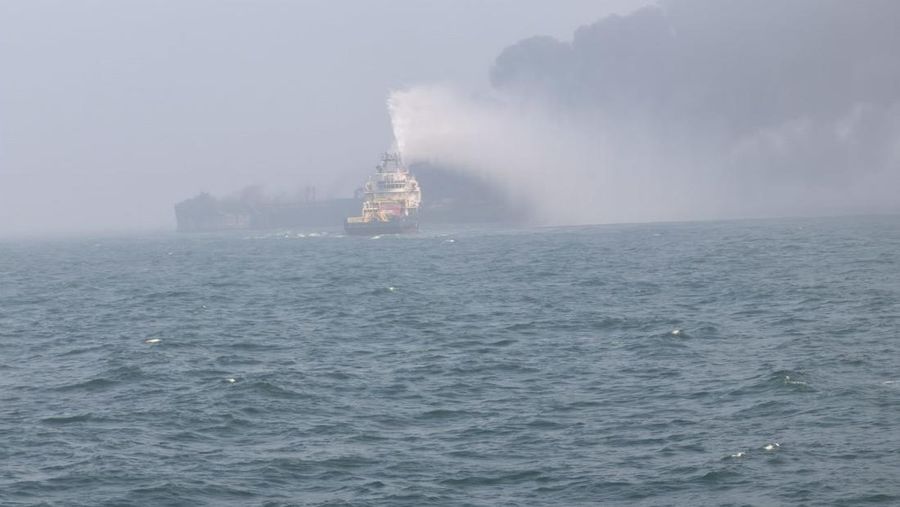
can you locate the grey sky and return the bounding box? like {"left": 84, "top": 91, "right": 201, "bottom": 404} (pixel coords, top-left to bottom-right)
{"left": 0, "top": 0, "right": 643, "bottom": 236}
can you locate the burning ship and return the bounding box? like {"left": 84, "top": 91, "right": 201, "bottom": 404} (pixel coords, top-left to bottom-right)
{"left": 344, "top": 152, "right": 421, "bottom": 235}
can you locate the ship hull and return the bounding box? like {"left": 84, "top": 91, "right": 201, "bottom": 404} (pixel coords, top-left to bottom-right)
{"left": 344, "top": 217, "right": 418, "bottom": 235}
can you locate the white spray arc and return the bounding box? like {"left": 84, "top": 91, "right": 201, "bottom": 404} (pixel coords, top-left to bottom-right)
{"left": 386, "top": 86, "right": 721, "bottom": 225}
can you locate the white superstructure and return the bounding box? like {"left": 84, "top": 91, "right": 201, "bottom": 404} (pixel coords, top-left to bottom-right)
{"left": 347, "top": 153, "right": 421, "bottom": 225}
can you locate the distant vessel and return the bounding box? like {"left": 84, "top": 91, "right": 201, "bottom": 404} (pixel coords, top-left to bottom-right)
{"left": 345, "top": 153, "right": 421, "bottom": 235}
{"left": 174, "top": 189, "right": 359, "bottom": 233}
{"left": 173, "top": 158, "right": 521, "bottom": 233}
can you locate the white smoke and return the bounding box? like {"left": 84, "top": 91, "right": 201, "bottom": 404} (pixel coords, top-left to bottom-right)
{"left": 388, "top": 86, "right": 623, "bottom": 224}
{"left": 388, "top": 85, "right": 900, "bottom": 225}
{"left": 388, "top": 86, "right": 701, "bottom": 225}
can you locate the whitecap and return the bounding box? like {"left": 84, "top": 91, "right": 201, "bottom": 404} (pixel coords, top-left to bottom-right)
{"left": 145, "top": 338, "right": 161, "bottom": 344}
{"left": 763, "top": 442, "right": 780, "bottom": 451}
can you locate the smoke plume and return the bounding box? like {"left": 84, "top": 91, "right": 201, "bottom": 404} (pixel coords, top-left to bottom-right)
{"left": 389, "top": 0, "right": 900, "bottom": 225}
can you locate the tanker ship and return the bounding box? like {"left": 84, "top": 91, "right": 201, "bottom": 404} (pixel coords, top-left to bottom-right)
{"left": 345, "top": 152, "right": 421, "bottom": 235}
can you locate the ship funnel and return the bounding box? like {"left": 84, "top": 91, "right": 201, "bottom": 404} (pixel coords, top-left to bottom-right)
{"left": 379, "top": 152, "right": 404, "bottom": 172}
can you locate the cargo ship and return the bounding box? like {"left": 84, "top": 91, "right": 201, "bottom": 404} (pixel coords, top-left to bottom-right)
{"left": 174, "top": 188, "right": 360, "bottom": 232}
{"left": 344, "top": 152, "right": 421, "bottom": 235}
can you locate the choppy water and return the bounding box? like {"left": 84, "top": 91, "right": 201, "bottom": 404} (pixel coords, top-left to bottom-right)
{"left": 2, "top": 216, "right": 899, "bottom": 506}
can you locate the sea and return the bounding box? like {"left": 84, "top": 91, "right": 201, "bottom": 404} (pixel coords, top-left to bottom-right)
{"left": 1, "top": 216, "right": 899, "bottom": 506}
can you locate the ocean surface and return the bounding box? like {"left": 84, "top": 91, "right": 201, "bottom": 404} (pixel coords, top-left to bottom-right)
{"left": 1, "top": 216, "right": 899, "bottom": 506}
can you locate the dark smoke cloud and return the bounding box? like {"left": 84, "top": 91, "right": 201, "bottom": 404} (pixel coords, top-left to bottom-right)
{"left": 492, "top": 0, "right": 900, "bottom": 133}
{"left": 392, "top": 0, "right": 900, "bottom": 224}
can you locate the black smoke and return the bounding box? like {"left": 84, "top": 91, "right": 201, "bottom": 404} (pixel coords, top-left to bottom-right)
{"left": 491, "top": 1, "right": 900, "bottom": 134}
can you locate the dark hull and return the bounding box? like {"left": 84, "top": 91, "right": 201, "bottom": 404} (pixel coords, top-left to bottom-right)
{"left": 175, "top": 196, "right": 361, "bottom": 232}
{"left": 344, "top": 218, "right": 418, "bottom": 235}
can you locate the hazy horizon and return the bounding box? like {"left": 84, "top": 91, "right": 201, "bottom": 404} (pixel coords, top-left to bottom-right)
{"left": 3, "top": 0, "right": 899, "bottom": 236}
{"left": 0, "top": 0, "right": 643, "bottom": 236}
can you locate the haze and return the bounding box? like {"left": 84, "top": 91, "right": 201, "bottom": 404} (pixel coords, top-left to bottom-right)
{"left": 0, "top": 0, "right": 640, "bottom": 236}
{"left": 2, "top": 0, "right": 899, "bottom": 236}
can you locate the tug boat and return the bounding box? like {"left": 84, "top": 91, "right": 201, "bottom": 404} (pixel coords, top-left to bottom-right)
{"left": 345, "top": 153, "right": 421, "bottom": 235}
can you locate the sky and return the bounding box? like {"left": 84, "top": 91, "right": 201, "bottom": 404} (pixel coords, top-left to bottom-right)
{"left": 3, "top": 1, "right": 899, "bottom": 236}
{"left": 0, "top": 0, "right": 643, "bottom": 236}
